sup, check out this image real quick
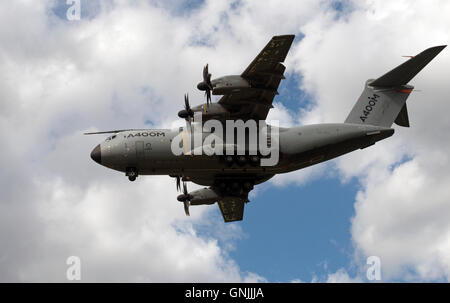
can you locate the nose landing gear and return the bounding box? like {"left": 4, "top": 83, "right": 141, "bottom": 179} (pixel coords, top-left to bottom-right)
{"left": 126, "top": 167, "right": 138, "bottom": 182}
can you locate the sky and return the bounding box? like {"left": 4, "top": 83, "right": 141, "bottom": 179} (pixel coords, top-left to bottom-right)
{"left": 0, "top": 0, "right": 450, "bottom": 282}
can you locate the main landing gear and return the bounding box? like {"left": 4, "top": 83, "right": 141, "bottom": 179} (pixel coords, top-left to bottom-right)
{"left": 215, "top": 179, "right": 254, "bottom": 200}
{"left": 222, "top": 155, "right": 261, "bottom": 167}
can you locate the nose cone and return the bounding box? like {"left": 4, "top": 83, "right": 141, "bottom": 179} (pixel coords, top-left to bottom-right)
{"left": 90, "top": 144, "right": 101, "bottom": 164}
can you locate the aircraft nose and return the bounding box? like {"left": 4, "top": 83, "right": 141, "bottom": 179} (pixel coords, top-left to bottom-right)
{"left": 90, "top": 144, "right": 101, "bottom": 164}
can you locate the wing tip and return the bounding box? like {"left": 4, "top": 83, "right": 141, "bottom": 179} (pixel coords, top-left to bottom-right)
{"left": 421, "top": 45, "right": 447, "bottom": 55}
{"left": 273, "top": 34, "right": 295, "bottom": 40}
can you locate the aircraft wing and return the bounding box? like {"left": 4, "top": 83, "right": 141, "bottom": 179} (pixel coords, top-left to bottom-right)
{"left": 217, "top": 197, "right": 245, "bottom": 223}
{"left": 188, "top": 173, "right": 274, "bottom": 222}
{"left": 218, "top": 35, "right": 295, "bottom": 120}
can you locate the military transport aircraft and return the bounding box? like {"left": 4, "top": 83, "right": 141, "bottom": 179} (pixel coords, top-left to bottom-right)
{"left": 86, "top": 35, "right": 445, "bottom": 222}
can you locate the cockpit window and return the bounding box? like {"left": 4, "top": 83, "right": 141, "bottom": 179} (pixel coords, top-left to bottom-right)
{"left": 106, "top": 135, "right": 117, "bottom": 141}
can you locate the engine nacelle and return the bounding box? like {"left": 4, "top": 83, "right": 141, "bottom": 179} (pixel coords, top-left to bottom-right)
{"left": 211, "top": 75, "right": 251, "bottom": 95}
{"left": 179, "top": 102, "right": 230, "bottom": 120}
{"left": 179, "top": 75, "right": 252, "bottom": 121}
{"left": 188, "top": 188, "right": 219, "bottom": 206}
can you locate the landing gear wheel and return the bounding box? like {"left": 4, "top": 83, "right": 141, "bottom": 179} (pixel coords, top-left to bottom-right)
{"left": 249, "top": 155, "right": 260, "bottom": 166}
{"left": 126, "top": 167, "right": 138, "bottom": 182}
{"left": 236, "top": 155, "right": 247, "bottom": 166}
{"left": 224, "top": 155, "right": 234, "bottom": 166}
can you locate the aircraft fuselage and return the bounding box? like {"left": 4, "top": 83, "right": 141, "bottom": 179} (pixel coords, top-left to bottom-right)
{"left": 91, "top": 123, "right": 393, "bottom": 186}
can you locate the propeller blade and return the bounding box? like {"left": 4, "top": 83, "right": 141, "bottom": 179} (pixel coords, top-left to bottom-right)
{"left": 183, "top": 182, "right": 188, "bottom": 195}
{"left": 206, "top": 72, "right": 212, "bottom": 88}
{"left": 184, "top": 200, "right": 190, "bottom": 216}
{"left": 203, "top": 64, "right": 208, "bottom": 79}
{"left": 205, "top": 90, "right": 211, "bottom": 106}
{"left": 204, "top": 64, "right": 212, "bottom": 89}
{"left": 181, "top": 182, "right": 190, "bottom": 216}
{"left": 184, "top": 93, "right": 193, "bottom": 116}
{"left": 185, "top": 117, "right": 191, "bottom": 138}
{"left": 176, "top": 176, "right": 181, "bottom": 192}
{"left": 184, "top": 94, "right": 190, "bottom": 111}
{"left": 184, "top": 93, "right": 193, "bottom": 134}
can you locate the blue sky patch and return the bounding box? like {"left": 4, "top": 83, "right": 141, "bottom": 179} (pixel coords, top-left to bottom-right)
{"left": 223, "top": 177, "right": 360, "bottom": 282}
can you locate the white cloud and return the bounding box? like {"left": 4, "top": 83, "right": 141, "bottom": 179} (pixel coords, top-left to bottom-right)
{"left": 266, "top": 102, "right": 296, "bottom": 128}
{"left": 325, "top": 268, "right": 363, "bottom": 283}
{"left": 270, "top": 163, "right": 328, "bottom": 187}
{"left": 1, "top": 0, "right": 450, "bottom": 282}
{"left": 21, "top": 176, "right": 266, "bottom": 282}
{"left": 351, "top": 156, "right": 450, "bottom": 281}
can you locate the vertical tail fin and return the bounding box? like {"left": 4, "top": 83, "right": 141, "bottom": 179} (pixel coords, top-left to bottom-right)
{"left": 345, "top": 45, "right": 446, "bottom": 127}
{"left": 345, "top": 82, "right": 414, "bottom": 127}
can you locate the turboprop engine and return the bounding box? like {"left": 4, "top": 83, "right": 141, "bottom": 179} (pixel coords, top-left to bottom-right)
{"left": 176, "top": 186, "right": 219, "bottom": 216}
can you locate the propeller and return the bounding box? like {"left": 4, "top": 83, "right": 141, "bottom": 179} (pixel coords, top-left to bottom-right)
{"left": 178, "top": 93, "right": 194, "bottom": 119}
{"left": 175, "top": 94, "right": 194, "bottom": 155}
{"left": 177, "top": 93, "right": 194, "bottom": 135}
{"left": 197, "top": 64, "right": 213, "bottom": 106}
{"left": 177, "top": 182, "right": 192, "bottom": 216}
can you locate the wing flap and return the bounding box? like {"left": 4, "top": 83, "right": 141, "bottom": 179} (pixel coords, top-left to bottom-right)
{"left": 217, "top": 197, "right": 245, "bottom": 223}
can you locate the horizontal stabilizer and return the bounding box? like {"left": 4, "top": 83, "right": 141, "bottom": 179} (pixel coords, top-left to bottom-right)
{"left": 370, "top": 45, "right": 446, "bottom": 87}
